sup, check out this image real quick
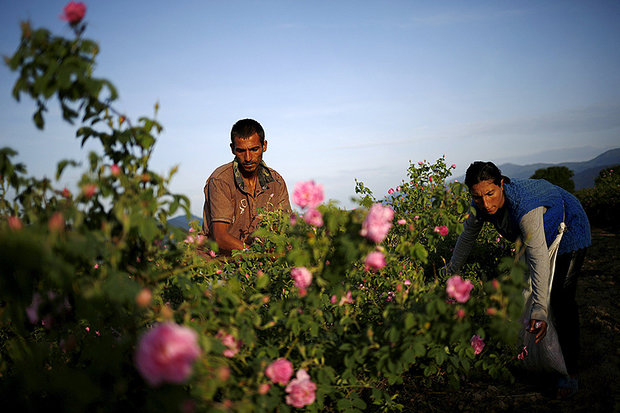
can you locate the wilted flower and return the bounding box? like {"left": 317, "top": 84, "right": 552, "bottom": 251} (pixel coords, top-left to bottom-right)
{"left": 292, "top": 180, "right": 324, "bottom": 209}
{"left": 135, "top": 323, "right": 201, "bottom": 386}
{"left": 285, "top": 369, "right": 317, "bottom": 408}
{"left": 360, "top": 203, "right": 394, "bottom": 243}
{"left": 446, "top": 275, "right": 474, "bottom": 303}
{"left": 470, "top": 335, "right": 485, "bottom": 355}
{"left": 303, "top": 208, "right": 323, "bottom": 227}
{"left": 364, "top": 251, "right": 386, "bottom": 272}
{"left": 265, "top": 358, "right": 294, "bottom": 385}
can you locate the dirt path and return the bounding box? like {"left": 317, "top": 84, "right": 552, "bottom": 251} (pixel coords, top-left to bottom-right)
{"left": 397, "top": 226, "right": 620, "bottom": 412}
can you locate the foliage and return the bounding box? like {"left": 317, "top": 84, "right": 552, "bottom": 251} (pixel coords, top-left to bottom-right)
{"left": 576, "top": 165, "right": 620, "bottom": 230}
{"left": 530, "top": 166, "right": 575, "bottom": 193}
{"left": 1, "top": 12, "right": 528, "bottom": 412}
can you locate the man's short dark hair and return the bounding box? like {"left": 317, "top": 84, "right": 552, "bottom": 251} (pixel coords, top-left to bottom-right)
{"left": 231, "top": 119, "right": 265, "bottom": 145}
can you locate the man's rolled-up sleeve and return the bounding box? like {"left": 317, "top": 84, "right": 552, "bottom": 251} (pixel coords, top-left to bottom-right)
{"left": 203, "top": 178, "right": 234, "bottom": 235}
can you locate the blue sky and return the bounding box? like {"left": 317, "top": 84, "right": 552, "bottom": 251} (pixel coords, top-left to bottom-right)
{"left": 1, "top": 1, "right": 619, "bottom": 215}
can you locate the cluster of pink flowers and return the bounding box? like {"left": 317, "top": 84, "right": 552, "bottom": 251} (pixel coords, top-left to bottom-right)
{"left": 263, "top": 359, "right": 316, "bottom": 408}
{"left": 135, "top": 323, "right": 201, "bottom": 386}
{"left": 364, "top": 251, "right": 386, "bottom": 272}
{"left": 433, "top": 225, "right": 449, "bottom": 236}
{"left": 292, "top": 180, "right": 325, "bottom": 228}
{"left": 216, "top": 330, "right": 241, "bottom": 358}
{"left": 360, "top": 203, "right": 394, "bottom": 243}
{"left": 60, "top": 1, "right": 86, "bottom": 24}
{"left": 330, "top": 290, "right": 354, "bottom": 306}
{"left": 446, "top": 275, "right": 474, "bottom": 303}
{"left": 285, "top": 369, "right": 317, "bottom": 408}
{"left": 470, "top": 335, "right": 485, "bottom": 355}
{"left": 184, "top": 233, "right": 206, "bottom": 245}
{"left": 291, "top": 267, "right": 313, "bottom": 296}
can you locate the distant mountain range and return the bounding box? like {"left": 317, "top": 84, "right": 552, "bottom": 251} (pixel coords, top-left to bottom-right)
{"left": 169, "top": 148, "right": 620, "bottom": 229}
{"left": 456, "top": 148, "right": 620, "bottom": 190}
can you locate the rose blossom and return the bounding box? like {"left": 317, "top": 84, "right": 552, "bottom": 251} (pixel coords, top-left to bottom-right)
{"left": 8, "top": 216, "right": 22, "bottom": 231}
{"left": 451, "top": 164, "right": 456, "bottom": 169}
{"left": 265, "top": 358, "right": 294, "bottom": 385}
{"left": 110, "top": 164, "right": 121, "bottom": 177}
{"left": 135, "top": 323, "right": 201, "bottom": 386}
{"left": 48, "top": 212, "right": 64, "bottom": 232}
{"left": 82, "top": 183, "right": 97, "bottom": 198}
{"left": 360, "top": 203, "right": 394, "bottom": 243}
{"left": 292, "top": 180, "right": 324, "bottom": 209}
{"left": 387, "top": 188, "right": 394, "bottom": 194}
{"left": 470, "top": 335, "right": 485, "bottom": 355}
{"left": 258, "top": 383, "right": 271, "bottom": 395}
{"left": 433, "top": 225, "right": 449, "bottom": 236}
{"left": 285, "top": 369, "right": 317, "bottom": 408}
{"left": 216, "top": 330, "right": 241, "bottom": 358}
{"left": 364, "top": 251, "right": 386, "bottom": 272}
{"left": 303, "top": 208, "right": 323, "bottom": 227}
{"left": 339, "top": 290, "right": 354, "bottom": 306}
{"left": 291, "top": 267, "right": 312, "bottom": 295}
{"left": 446, "top": 275, "right": 474, "bottom": 303}
{"left": 397, "top": 219, "right": 407, "bottom": 225}
{"left": 60, "top": 1, "right": 86, "bottom": 24}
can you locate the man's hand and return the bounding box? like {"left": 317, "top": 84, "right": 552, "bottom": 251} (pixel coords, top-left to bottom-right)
{"left": 527, "top": 319, "right": 548, "bottom": 343}
{"left": 212, "top": 222, "right": 245, "bottom": 254}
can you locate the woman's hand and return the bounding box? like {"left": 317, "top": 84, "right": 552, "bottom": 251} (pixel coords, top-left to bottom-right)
{"left": 527, "top": 319, "right": 548, "bottom": 343}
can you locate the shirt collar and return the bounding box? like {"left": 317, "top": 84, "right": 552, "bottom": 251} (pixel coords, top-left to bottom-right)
{"left": 232, "top": 159, "right": 275, "bottom": 193}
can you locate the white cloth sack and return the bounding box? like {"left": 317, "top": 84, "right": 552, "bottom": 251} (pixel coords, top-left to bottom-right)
{"left": 519, "top": 223, "right": 568, "bottom": 376}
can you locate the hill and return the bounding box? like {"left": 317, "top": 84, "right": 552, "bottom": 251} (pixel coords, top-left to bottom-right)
{"left": 456, "top": 148, "right": 620, "bottom": 189}
{"left": 168, "top": 214, "right": 203, "bottom": 230}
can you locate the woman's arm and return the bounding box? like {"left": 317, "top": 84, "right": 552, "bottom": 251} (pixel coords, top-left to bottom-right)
{"left": 447, "top": 211, "right": 484, "bottom": 274}
{"left": 519, "top": 206, "right": 552, "bottom": 323}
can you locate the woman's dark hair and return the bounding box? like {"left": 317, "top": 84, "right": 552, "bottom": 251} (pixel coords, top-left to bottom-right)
{"left": 464, "top": 161, "right": 511, "bottom": 189}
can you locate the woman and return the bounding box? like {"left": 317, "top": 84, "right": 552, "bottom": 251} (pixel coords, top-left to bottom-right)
{"left": 447, "top": 161, "right": 590, "bottom": 398}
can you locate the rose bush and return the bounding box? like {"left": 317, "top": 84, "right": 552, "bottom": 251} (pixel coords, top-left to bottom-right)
{"left": 0, "top": 6, "right": 528, "bottom": 412}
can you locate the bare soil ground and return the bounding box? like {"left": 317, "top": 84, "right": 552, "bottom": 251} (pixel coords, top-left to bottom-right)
{"left": 398, "top": 226, "right": 620, "bottom": 412}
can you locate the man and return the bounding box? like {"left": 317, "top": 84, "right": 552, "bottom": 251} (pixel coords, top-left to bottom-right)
{"left": 202, "top": 119, "right": 291, "bottom": 254}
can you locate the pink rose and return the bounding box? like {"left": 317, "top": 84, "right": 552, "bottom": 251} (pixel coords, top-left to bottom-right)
{"left": 135, "top": 323, "right": 201, "bottom": 386}
{"left": 339, "top": 290, "right": 354, "bottom": 306}
{"left": 136, "top": 288, "right": 152, "bottom": 307}
{"left": 291, "top": 267, "right": 312, "bottom": 295}
{"left": 303, "top": 208, "right": 323, "bottom": 227}
{"left": 62, "top": 188, "right": 71, "bottom": 198}
{"left": 364, "top": 251, "right": 386, "bottom": 272}
{"left": 285, "top": 369, "right": 317, "bottom": 408}
{"left": 60, "top": 1, "right": 86, "bottom": 24}
{"left": 258, "top": 383, "right": 271, "bottom": 395}
{"left": 387, "top": 188, "right": 394, "bottom": 194}
{"left": 360, "top": 203, "right": 394, "bottom": 243}
{"left": 470, "top": 335, "right": 485, "bottom": 355}
{"left": 446, "top": 275, "right": 474, "bottom": 303}
{"left": 396, "top": 186, "right": 401, "bottom": 192}
{"left": 292, "top": 180, "right": 324, "bottom": 209}
{"left": 397, "top": 219, "right": 407, "bottom": 225}
{"left": 451, "top": 164, "right": 456, "bottom": 169}
{"left": 433, "top": 225, "right": 449, "bottom": 236}
{"left": 48, "top": 212, "right": 64, "bottom": 232}
{"left": 82, "top": 183, "right": 97, "bottom": 198}
{"left": 265, "top": 358, "right": 294, "bottom": 385}
{"left": 456, "top": 308, "right": 465, "bottom": 319}
{"left": 8, "top": 216, "right": 22, "bottom": 231}
{"left": 330, "top": 295, "right": 337, "bottom": 304}
{"left": 492, "top": 279, "right": 500, "bottom": 290}
{"left": 110, "top": 164, "right": 121, "bottom": 177}
{"left": 216, "top": 330, "right": 241, "bottom": 358}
